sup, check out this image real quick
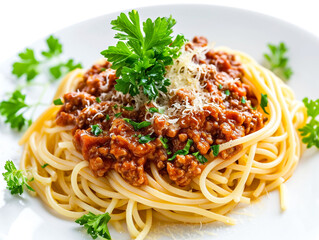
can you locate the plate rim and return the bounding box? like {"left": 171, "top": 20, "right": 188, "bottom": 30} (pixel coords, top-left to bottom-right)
{"left": 1, "top": 3, "right": 319, "bottom": 66}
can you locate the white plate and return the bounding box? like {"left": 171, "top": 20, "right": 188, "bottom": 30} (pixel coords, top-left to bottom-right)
{"left": 0, "top": 4, "right": 319, "bottom": 240}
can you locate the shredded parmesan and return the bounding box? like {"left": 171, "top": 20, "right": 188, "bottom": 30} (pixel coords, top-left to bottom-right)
{"left": 90, "top": 43, "right": 241, "bottom": 127}
{"left": 143, "top": 43, "right": 224, "bottom": 125}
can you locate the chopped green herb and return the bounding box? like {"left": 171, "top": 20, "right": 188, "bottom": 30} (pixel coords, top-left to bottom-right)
{"left": 211, "top": 145, "right": 220, "bottom": 157}
{"left": 224, "top": 90, "right": 230, "bottom": 96}
{"left": 100, "top": 68, "right": 106, "bottom": 71}
{"left": 264, "top": 42, "right": 293, "bottom": 81}
{"left": 168, "top": 139, "right": 193, "bottom": 161}
{"left": 96, "top": 97, "right": 101, "bottom": 103}
{"left": 123, "top": 118, "right": 151, "bottom": 130}
{"left": 260, "top": 93, "right": 269, "bottom": 114}
{"left": 41, "top": 163, "right": 49, "bottom": 168}
{"left": 2, "top": 160, "right": 34, "bottom": 195}
{"left": 298, "top": 98, "right": 319, "bottom": 149}
{"left": 113, "top": 104, "right": 118, "bottom": 109}
{"left": 115, "top": 112, "right": 122, "bottom": 118}
{"left": 91, "top": 125, "right": 103, "bottom": 136}
{"left": 0, "top": 90, "right": 30, "bottom": 130}
{"left": 160, "top": 137, "right": 171, "bottom": 154}
{"left": 101, "top": 10, "right": 186, "bottom": 100}
{"left": 75, "top": 212, "right": 111, "bottom": 240}
{"left": 53, "top": 98, "right": 63, "bottom": 105}
{"left": 218, "top": 84, "right": 223, "bottom": 90}
{"left": 148, "top": 107, "right": 164, "bottom": 114}
{"left": 106, "top": 114, "right": 110, "bottom": 121}
{"left": 192, "top": 152, "right": 208, "bottom": 164}
{"left": 138, "top": 134, "right": 155, "bottom": 144}
{"left": 241, "top": 96, "right": 246, "bottom": 104}
{"left": 121, "top": 105, "right": 134, "bottom": 111}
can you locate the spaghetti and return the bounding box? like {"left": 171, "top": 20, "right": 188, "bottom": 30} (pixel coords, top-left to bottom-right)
{"left": 19, "top": 44, "right": 307, "bottom": 240}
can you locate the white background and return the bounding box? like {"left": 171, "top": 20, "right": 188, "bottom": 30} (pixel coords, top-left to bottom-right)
{"left": 0, "top": 0, "right": 319, "bottom": 63}
{"left": 1, "top": 2, "right": 319, "bottom": 240}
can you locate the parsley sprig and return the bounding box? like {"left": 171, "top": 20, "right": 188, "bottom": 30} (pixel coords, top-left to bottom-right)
{"left": 101, "top": 10, "right": 186, "bottom": 100}
{"left": 1, "top": 35, "right": 82, "bottom": 131}
{"left": 12, "top": 49, "right": 40, "bottom": 81}
{"left": 49, "top": 59, "right": 82, "bottom": 79}
{"left": 41, "top": 35, "right": 63, "bottom": 58}
{"left": 0, "top": 90, "right": 31, "bottom": 130}
{"left": 2, "top": 160, "right": 34, "bottom": 195}
{"left": 75, "top": 212, "right": 111, "bottom": 240}
{"left": 299, "top": 98, "right": 319, "bottom": 149}
{"left": 12, "top": 35, "right": 82, "bottom": 81}
{"left": 264, "top": 42, "right": 293, "bottom": 81}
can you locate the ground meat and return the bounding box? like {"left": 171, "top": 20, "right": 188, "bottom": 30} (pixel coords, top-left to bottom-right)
{"left": 205, "top": 50, "right": 244, "bottom": 79}
{"left": 167, "top": 155, "right": 203, "bottom": 186}
{"left": 56, "top": 92, "right": 96, "bottom": 125}
{"left": 73, "top": 129, "right": 113, "bottom": 176}
{"left": 56, "top": 37, "right": 265, "bottom": 187}
{"left": 77, "top": 61, "right": 117, "bottom": 96}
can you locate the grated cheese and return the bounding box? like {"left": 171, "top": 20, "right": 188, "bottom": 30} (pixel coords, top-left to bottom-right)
{"left": 144, "top": 43, "right": 224, "bottom": 125}
{"left": 86, "top": 43, "right": 241, "bottom": 127}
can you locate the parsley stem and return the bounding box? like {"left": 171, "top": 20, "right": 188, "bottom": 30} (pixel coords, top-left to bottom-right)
{"left": 30, "top": 82, "right": 49, "bottom": 120}
{"left": 16, "top": 82, "right": 48, "bottom": 91}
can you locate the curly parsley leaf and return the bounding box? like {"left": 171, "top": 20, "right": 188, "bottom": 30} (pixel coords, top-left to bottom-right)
{"left": 168, "top": 139, "right": 193, "bottom": 161}
{"left": 0, "top": 90, "right": 31, "bottom": 130}
{"left": 299, "top": 98, "right": 319, "bottom": 149}
{"left": 101, "top": 10, "right": 186, "bottom": 100}
{"left": 12, "top": 35, "right": 82, "bottom": 83}
{"left": 260, "top": 93, "right": 269, "bottom": 115}
{"left": 75, "top": 212, "right": 111, "bottom": 240}
{"left": 12, "top": 49, "right": 40, "bottom": 81}
{"left": 264, "top": 42, "right": 293, "bottom": 81}
{"left": 123, "top": 118, "right": 151, "bottom": 130}
{"left": 192, "top": 152, "right": 208, "bottom": 164}
{"left": 49, "top": 59, "right": 82, "bottom": 80}
{"left": 3, "top": 36, "right": 82, "bottom": 131}
{"left": 2, "top": 160, "right": 34, "bottom": 195}
{"left": 137, "top": 134, "right": 155, "bottom": 143}
{"left": 41, "top": 35, "right": 63, "bottom": 59}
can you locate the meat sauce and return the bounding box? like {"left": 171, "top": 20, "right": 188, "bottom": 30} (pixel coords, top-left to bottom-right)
{"left": 56, "top": 37, "right": 264, "bottom": 187}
